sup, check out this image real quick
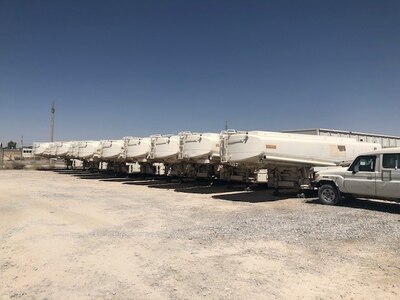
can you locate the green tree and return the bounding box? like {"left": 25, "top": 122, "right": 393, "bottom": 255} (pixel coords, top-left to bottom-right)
{"left": 7, "top": 141, "right": 17, "bottom": 149}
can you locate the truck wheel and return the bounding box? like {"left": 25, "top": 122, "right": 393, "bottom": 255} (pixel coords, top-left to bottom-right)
{"left": 318, "top": 184, "right": 341, "bottom": 205}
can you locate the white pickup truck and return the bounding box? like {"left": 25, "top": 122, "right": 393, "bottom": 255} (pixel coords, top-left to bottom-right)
{"left": 313, "top": 148, "right": 400, "bottom": 205}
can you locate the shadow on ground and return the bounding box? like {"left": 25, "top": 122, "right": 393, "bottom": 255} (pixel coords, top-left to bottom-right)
{"left": 122, "top": 179, "right": 271, "bottom": 195}
{"left": 212, "top": 189, "right": 299, "bottom": 203}
{"left": 54, "top": 170, "right": 89, "bottom": 175}
{"left": 73, "top": 173, "right": 112, "bottom": 180}
{"left": 150, "top": 180, "right": 269, "bottom": 195}
{"left": 49, "top": 170, "right": 303, "bottom": 203}
{"left": 122, "top": 178, "right": 172, "bottom": 186}
{"left": 306, "top": 198, "right": 400, "bottom": 214}
{"left": 177, "top": 185, "right": 237, "bottom": 194}
{"left": 174, "top": 184, "right": 252, "bottom": 195}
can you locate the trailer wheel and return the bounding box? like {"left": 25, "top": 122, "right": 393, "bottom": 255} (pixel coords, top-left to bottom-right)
{"left": 318, "top": 184, "right": 341, "bottom": 205}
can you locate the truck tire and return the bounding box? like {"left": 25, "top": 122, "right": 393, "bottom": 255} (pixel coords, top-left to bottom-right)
{"left": 318, "top": 184, "right": 341, "bottom": 205}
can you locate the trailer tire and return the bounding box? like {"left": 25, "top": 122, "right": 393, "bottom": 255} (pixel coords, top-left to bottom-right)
{"left": 318, "top": 184, "right": 341, "bottom": 205}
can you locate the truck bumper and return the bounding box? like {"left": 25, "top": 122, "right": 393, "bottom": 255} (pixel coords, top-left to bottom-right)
{"left": 300, "top": 182, "right": 319, "bottom": 190}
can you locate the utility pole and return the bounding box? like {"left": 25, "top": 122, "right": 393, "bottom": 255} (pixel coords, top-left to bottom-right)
{"left": 50, "top": 102, "right": 55, "bottom": 142}
{"left": 225, "top": 120, "right": 228, "bottom": 131}
{"left": 20, "top": 135, "right": 23, "bottom": 160}
{"left": 0, "top": 142, "right": 3, "bottom": 169}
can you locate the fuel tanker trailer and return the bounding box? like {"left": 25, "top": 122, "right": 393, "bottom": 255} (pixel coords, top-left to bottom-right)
{"left": 221, "top": 130, "right": 381, "bottom": 193}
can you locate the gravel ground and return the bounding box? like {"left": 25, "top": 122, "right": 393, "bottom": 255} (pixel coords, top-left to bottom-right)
{"left": 0, "top": 170, "right": 399, "bottom": 299}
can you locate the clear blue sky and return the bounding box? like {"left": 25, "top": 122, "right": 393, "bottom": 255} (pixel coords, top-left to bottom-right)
{"left": 1, "top": 0, "right": 399, "bottom": 145}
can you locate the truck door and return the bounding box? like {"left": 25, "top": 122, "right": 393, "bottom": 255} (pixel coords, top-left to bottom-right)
{"left": 376, "top": 153, "right": 400, "bottom": 199}
{"left": 344, "top": 155, "right": 377, "bottom": 196}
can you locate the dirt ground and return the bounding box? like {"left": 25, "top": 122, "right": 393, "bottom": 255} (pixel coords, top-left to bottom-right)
{"left": 1, "top": 170, "right": 399, "bottom": 299}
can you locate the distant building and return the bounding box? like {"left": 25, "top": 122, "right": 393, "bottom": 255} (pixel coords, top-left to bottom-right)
{"left": 1, "top": 147, "right": 33, "bottom": 161}
{"left": 22, "top": 148, "right": 33, "bottom": 159}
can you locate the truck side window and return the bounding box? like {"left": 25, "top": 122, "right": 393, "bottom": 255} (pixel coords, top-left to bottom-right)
{"left": 349, "top": 156, "right": 376, "bottom": 172}
{"left": 383, "top": 154, "right": 397, "bottom": 169}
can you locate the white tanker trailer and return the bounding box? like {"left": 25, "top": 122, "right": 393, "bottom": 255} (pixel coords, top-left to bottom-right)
{"left": 147, "top": 135, "right": 180, "bottom": 176}
{"left": 91, "top": 139, "right": 125, "bottom": 161}
{"left": 149, "top": 135, "right": 180, "bottom": 162}
{"left": 171, "top": 132, "right": 221, "bottom": 178}
{"left": 77, "top": 140, "right": 102, "bottom": 171}
{"left": 55, "top": 141, "right": 73, "bottom": 169}
{"left": 123, "top": 137, "right": 156, "bottom": 174}
{"left": 32, "top": 142, "right": 52, "bottom": 157}
{"left": 124, "top": 137, "right": 151, "bottom": 162}
{"left": 221, "top": 130, "right": 381, "bottom": 193}
{"left": 46, "top": 143, "right": 58, "bottom": 158}
{"left": 78, "top": 141, "right": 101, "bottom": 160}
{"left": 55, "top": 141, "right": 73, "bottom": 158}
{"left": 93, "top": 139, "right": 127, "bottom": 174}
{"left": 179, "top": 132, "right": 220, "bottom": 162}
{"left": 33, "top": 141, "right": 83, "bottom": 169}
{"left": 65, "top": 141, "right": 84, "bottom": 169}
{"left": 68, "top": 141, "right": 81, "bottom": 159}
